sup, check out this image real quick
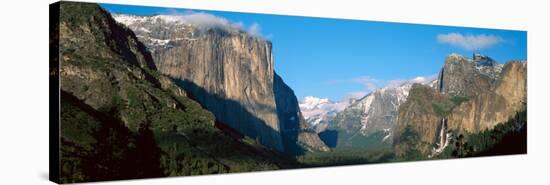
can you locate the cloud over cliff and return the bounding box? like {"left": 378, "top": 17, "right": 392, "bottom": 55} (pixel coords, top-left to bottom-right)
{"left": 168, "top": 11, "right": 267, "bottom": 39}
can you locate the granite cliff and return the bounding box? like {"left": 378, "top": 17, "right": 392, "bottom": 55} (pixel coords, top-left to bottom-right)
{"left": 54, "top": 2, "right": 301, "bottom": 182}
{"left": 393, "top": 53, "right": 527, "bottom": 156}
{"left": 113, "top": 14, "right": 328, "bottom": 154}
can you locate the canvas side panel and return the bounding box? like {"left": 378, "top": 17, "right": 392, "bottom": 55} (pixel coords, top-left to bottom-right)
{"left": 49, "top": 2, "right": 60, "bottom": 184}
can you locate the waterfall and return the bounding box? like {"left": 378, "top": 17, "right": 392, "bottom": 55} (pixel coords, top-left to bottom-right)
{"left": 428, "top": 118, "right": 452, "bottom": 158}
{"left": 438, "top": 118, "right": 447, "bottom": 147}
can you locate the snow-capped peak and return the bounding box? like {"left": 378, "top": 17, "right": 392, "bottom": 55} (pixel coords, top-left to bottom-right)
{"left": 112, "top": 13, "right": 243, "bottom": 33}
{"left": 111, "top": 14, "right": 144, "bottom": 25}
{"left": 411, "top": 76, "right": 431, "bottom": 84}
{"left": 300, "top": 96, "right": 331, "bottom": 110}
{"left": 299, "top": 96, "right": 351, "bottom": 127}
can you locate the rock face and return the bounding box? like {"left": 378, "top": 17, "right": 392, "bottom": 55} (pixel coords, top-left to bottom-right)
{"left": 394, "top": 53, "right": 527, "bottom": 156}
{"left": 299, "top": 96, "right": 350, "bottom": 132}
{"left": 393, "top": 84, "right": 446, "bottom": 155}
{"left": 332, "top": 84, "right": 410, "bottom": 135}
{"left": 160, "top": 29, "right": 284, "bottom": 152}
{"left": 55, "top": 3, "right": 302, "bottom": 182}
{"left": 113, "top": 14, "right": 328, "bottom": 153}
{"left": 321, "top": 77, "right": 434, "bottom": 148}
{"left": 274, "top": 74, "right": 330, "bottom": 152}
{"left": 447, "top": 60, "right": 527, "bottom": 132}
{"left": 437, "top": 53, "right": 501, "bottom": 96}
{"left": 58, "top": 2, "right": 167, "bottom": 131}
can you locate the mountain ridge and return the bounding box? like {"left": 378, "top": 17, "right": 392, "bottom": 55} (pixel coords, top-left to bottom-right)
{"left": 113, "top": 13, "right": 328, "bottom": 154}
{"left": 55, "top": 2, "right": 302, "bottom": 182}
{"left": 394, "top": 53, "right": 526, "bottom": 157}
{"left": 304, "top": 76, "right": 436, "bottom": 149}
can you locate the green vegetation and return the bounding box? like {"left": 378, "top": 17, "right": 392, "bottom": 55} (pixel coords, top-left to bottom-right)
{"left": 449, "top": 109, "right": 527, "bottom": 157}
{"left": 57, "top": 2, "right": 298, "bottom": 183}
{"left": 450, "top": 95, "right": 469, "bottom": 105}
{"left": 421, "top": 109, "right": 527, "bottom": 160}
{"left": 59, "top": 2, "right": 107, "bottom": 25}
{"left": 404, "top": 84, "right": 436, "bottom": 114}
{"left": 300, "top": 108, "right": 526, "bottom": 166}
{"left": 155, "top": 131, "right": 228, "bottom": 176}
{"left": 306, "top": 129, "right": 395, "bottom": 167}
{"left": 60, "top": 99, "right": 98, "bottom": 150}
{"left": 335, "top": 130, "right": 391, "bottom": 149}
{"left": 432, "top": 95, "right": 469, "bottom": 117}
{"left": 298, "top": 148, "right": 394, "bottom": 167}
{"left": 60, "top": 82, "right": 292, "bottom": 183}
{"left": 432, "top": 101, "right": 455, "bottom": 117}
{"left": 55, "top": 2, "right": 527, "bottom": 183}
{"left": 60, "top": 99, "right": 98, "bottom": 183}
{"left": 60, "top": 92, "right": 164, "bottom": 183}
{"left": 150, "top": 105, "right": 287, "bottom": 175}
{"left": 345, "top": 131, "right": 389, "bottom": 149}
{"left": 393, "top": 125, "right": 426, "bottom": 161}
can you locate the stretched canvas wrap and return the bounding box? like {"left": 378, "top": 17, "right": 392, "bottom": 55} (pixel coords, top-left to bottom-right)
{"left": 49, "top": 1, "right": 527, "bottom": 183}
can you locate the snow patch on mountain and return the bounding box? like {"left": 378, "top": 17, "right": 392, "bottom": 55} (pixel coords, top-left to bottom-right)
{"left": 113, "top": 13, "right": 240, "bottom": 31}
{"left": 472, "top": 52, "right": 504, "bottom": 79}
{"left": 338, "top": 75, "right": 437, "bottom": 136}
{"left": 360, "top": 95, "right": 375, "bottom": 114}
{"left": 300, "top": 75, "right": 438, "bottom": 132}
{"left": 299, "top": 96, "right": 352, "bottom": 127}
{"left": 112, "top": 13, "right": 267, "bottom": 40}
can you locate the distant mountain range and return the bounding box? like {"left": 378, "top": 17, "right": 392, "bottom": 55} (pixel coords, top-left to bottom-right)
{"left": 297, "top": 51, "right": 526, "bottom": 157}
{"left": 300, "top": 76, "right": 436, "bottom": 148}
{"left": 299, "top": 96, "right": 351, "bottom": 131}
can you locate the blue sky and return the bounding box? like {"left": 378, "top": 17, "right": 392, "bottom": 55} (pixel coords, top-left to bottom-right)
{"left": 101, "top": 3, "right": 527, "bottom": 102}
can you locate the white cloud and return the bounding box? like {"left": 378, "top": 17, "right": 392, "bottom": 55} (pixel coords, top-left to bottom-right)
{"left": 326, "top": 76, "right": 381, "bottom": 95}
{"left": 248, "top": 22, "right": 262, "bottom": 37}
{"left": 163, "top": 12, "right": 237, "bottom": 31}
{"left": 344, "top": 91, "right": 369, "bottom": 101}
{"left": 159, "top": 11, "right": 267, "bottom": 39}
{"left": 246, "top": 22, "right": 272, "bottom": 39}
{"left": 385, "top": 79, "right": 408, "bottom": 88}
{"left": 386, "top": 74, "right": 437, "bottom": 88}
{"left": 325, "top": 74, "right": 436, "bottom": 101}
{"left": 352, "top": 76, "right": 382, "bottom": 92}
{"left": 437, "top": 33, "right": 504, "bottom": 50}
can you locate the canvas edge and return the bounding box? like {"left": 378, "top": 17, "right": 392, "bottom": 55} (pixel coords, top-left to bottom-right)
{"left": 49, "top": 1, "right": 61, "bottom": 184}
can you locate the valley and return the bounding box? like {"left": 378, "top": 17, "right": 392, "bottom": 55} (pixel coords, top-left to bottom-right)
{"left": 53, "top": 1, "right": 527, "bottom": 183}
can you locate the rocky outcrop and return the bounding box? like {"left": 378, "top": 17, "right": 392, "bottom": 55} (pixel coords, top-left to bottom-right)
{"left": 58, "top": 2, "right": 168, "bottom": 131}
{"left": 394, "top": 53, "right": 527, "bottom": 156}
{"left": 332, "top": 84, "right": 411, "bottom": 136}
{"left": 436, "top": 54, "right": 465, "bottom": 94}
{"left": 393, "top": 84, "right": 445, "bottom": 155}
{"left": 299, "top": 96, "right": 347, "bottom": 132}
{"left": 160, "top": 29, "right": 284, "bottom": 152}
{"left": 55, "top": 3, "right": 301, "bottom": 182}
{"left": 324, "top": 77, "right": 433, "bottom": 148}
{"left": 274, "top": 73, "right": 330, "bottom": 152}
{"left": 114, "top": 14, "right": 327, "bottom": 153}
{"left": 447, "top": 60, "right": 527, "bottom": 132}
{"left": 436, "top": 53, "right": 501, "bottom": 96}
